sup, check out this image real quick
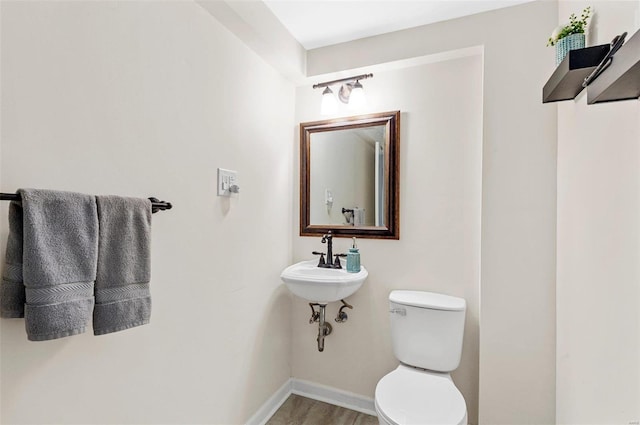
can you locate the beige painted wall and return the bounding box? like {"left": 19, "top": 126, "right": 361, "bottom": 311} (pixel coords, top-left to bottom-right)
{"left": 297, "top": 2, "right": 558, "bottom": 424}
{"left": 556, "top": 1, "right": 640, "bottom": 423}
{"left": 293, "top": 54, "right": 483, "bottom": 424}
{"left": 0, "top": 1, "right": 294, "bottom": 423}
{"left": 10, "top": 0, "right": 636, "bottom": 424}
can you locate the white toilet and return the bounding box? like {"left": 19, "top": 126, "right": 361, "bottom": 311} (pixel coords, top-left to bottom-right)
{"left": 374, "top": 290, "right": 467, "bottom": 425}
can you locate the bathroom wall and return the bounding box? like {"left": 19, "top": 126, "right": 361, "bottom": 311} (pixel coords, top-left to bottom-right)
{"left": 556, "top": 1, "right": 640, "bottom": 423}
{"left": 293, "top": 2, "right": 558, "bottom": 424}
{"left": 0, "top": 1, "right": 294, "bottom": 424}
{"left": 8, "top": 1, "right": 637, "bottom": 424}
{"left": 294, "top": 53, "right": 484, "bottom": 423}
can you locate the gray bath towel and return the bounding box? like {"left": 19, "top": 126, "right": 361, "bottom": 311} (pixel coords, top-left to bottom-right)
{"left": 16, "top": 189, "right": 98, "bottom": 341}
{"left": 1, "top": 201, "right": 26, "bottom": 318}
{"left": 93, "top": 196, "right": 152, "bottom": 335}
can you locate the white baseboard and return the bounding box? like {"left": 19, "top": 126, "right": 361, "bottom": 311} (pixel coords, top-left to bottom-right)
{"left": 246, "top": 378, "right": 377, "bottom": 425}
{"left": 291, "top": 378, "right": 377, "bottom": 416}
{"left": 245, "top": 379, "right": 292, "bottom": 425}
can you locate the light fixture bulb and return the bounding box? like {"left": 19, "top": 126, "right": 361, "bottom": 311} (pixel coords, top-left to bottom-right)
{"left": 348, "top": 81, "right": 366, "bottom": 109}
{"left": 338, "top": 84, "right": 352, "bottom": 104}
{"left": 320, "top": 86, "right": 338, "bottom": 115}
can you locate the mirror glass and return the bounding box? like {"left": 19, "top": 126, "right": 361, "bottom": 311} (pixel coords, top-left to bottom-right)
{"left": 300, "top": 111, "right": 400, "bottom": 239}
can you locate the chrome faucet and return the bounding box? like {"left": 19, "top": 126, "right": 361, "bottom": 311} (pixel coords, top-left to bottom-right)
{"left": 312, "top": 231, "right": 346, "bottom": 268}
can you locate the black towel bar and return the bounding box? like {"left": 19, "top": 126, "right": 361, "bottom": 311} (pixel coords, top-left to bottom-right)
{"left": 0, "top": 192, "right": 172, "bottom": 214}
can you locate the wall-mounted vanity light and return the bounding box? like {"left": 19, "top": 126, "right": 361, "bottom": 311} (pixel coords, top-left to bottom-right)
{"left": 313, "top": 73, "right": 373, "bottom": 115}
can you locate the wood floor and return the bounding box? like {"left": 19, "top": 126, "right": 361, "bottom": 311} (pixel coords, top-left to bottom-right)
{"left": 266, "top": 394, "right": 379, "bottom": 425}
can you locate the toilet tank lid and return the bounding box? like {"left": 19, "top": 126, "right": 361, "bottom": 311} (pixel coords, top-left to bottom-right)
{"left": 389, "top": 290, "right": 466, "bottom": 311}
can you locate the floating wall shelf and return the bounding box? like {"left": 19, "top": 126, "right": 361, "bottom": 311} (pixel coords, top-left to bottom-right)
{"left": 543, "top": 44, "right": 610, "bottom": 103}
{"left": 587, "top": 29, "right": 640, "bottom": 104}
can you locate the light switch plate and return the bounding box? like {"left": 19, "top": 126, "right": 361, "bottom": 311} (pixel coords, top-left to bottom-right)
{"left": 217, "top": 168, "right": 239, "bottom": 197}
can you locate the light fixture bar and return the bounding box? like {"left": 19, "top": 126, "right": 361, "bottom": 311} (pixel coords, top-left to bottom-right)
{"left": 312, "top": 73, "right": 373, "bottom": 89}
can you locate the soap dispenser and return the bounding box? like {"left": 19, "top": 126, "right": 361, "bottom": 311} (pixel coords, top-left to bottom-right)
{"left": 346, "top": 237, "right": 361, "bottom": 273}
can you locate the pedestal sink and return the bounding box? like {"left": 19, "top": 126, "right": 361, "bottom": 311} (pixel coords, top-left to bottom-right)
{"left": 280, "top": 259, "right": 368, "bottom": 304}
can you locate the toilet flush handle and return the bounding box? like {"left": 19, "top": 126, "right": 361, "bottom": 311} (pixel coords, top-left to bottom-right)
{"left": 389, "top": 307, "right": 406, "bottom": 316}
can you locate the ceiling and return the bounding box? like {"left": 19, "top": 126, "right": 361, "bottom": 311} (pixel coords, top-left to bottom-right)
{"left": 263, "top": 0, "right": 535, "bottom": 50}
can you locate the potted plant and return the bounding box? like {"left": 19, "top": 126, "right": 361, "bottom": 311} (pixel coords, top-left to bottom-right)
{"left": 548, "top": 6, "right": 592, "bottom": 65}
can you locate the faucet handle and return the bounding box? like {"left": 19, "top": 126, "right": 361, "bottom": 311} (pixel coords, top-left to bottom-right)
{"left": 312, "top": 251, "right": 326, "bottom": 266}
{"left": 333, "top": 253, "right": 347, "bottom": 269}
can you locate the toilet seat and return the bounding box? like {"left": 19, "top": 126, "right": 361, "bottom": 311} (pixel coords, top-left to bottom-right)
{"left": 375, "top": 364, "right": 467, "bottom": 425}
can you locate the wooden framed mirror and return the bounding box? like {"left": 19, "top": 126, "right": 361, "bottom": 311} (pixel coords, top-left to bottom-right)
{"left": 300, "top": 110, "right": 400, "bottom": 239}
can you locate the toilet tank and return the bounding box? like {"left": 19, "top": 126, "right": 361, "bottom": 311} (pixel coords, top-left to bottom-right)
{"left": 389, "top": 290, "right": 466, "bottom": 372}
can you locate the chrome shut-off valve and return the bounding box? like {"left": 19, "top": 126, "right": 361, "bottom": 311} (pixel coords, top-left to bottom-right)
{"left": 335, "top": 299, "right": 353, "bottom": 323}
{"left": 308, "top": 303, "right": 320, "bottom": 323}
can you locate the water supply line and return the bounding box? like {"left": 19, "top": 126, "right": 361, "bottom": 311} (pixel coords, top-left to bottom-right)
{"left": 335, "top": 299, "right": 353, "bottom": 323}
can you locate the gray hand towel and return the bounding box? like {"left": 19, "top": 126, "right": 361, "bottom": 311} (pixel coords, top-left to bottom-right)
{"left": 20, "top": 189, "right": 98, "bottom": 341}
{"left": 1, "top": 201, "right": 26, "bottom": 318}
{"left": 93, "top": 196, "right": 152, "bottom": 335}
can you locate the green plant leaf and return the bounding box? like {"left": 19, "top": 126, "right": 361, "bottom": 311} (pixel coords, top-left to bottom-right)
{"left": 547, "top": 6, "right": 591, "bottom": 47}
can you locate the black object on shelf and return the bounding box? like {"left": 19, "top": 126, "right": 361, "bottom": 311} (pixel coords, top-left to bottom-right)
{"left": 582, "top": 32, "right": 627, "bottom": 88}
{"left": 543, "top": 44, "right": 610, "bottom": 103}
{"left": 587, "top": 29, "right": 640, "bottom": 104}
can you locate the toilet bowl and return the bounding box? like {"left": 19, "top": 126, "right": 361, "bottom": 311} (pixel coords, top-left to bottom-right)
{"left": 374, "top": 290, "right": 468, "bottom": 425}
{"left": 375, "top": 364, "right": 467, "bottom": 425}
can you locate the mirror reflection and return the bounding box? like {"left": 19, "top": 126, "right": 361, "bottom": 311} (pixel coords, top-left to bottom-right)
{"left": 300, "top": 111, "right": 400, "bottom": 239}
{"left": 310, "top": 125, "right": 385, "bottom": 227}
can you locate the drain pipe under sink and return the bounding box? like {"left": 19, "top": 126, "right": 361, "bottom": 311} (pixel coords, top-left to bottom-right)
{"left": 309, "top": 301, "right": 353, "bottom": 352}
{"left": 317, "top": 304, "right": 332, "bottom": 352}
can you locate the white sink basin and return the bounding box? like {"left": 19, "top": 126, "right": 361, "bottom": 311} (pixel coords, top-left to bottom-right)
{"left": 281, "top": 259, "right": 368, "bottom": 304}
